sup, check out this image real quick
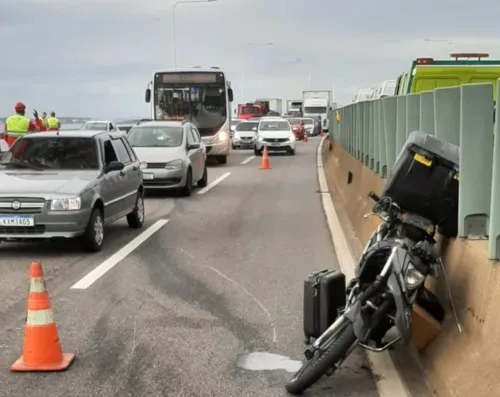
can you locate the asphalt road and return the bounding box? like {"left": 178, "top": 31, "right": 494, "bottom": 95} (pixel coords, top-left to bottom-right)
{"left": 0, "top": 138, "right": 378, "bottom": 397}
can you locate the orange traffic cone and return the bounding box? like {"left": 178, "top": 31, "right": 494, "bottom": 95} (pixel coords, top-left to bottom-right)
{"left": 260, "top": 146, "right": 270, "bottom": 169}
{"left": 10, "top": 261, "right": 75, "bottom": 372}
{"left": 320, "top": 128, "right": 324, "bottom": 137}
{"left": 303, "top": 134, "right": 308, "bottom": 143}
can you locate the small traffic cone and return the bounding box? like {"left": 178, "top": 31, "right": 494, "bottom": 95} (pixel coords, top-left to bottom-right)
{"left": 320, "top": 129, "right": 324, "bottom": 137}
{"left": 260, "top": 146, "right": 270, "bottom": 169}
{"left": 10, "top": 261, "right": 75, "bottom": 372}
{"left": 303, "top": 134, "right": 308, "bottom": 143}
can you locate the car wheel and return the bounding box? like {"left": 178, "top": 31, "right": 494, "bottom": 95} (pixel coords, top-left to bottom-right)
{"left": 82, "top": 207, "right": 104, "bottom": 252}
{"left": 127, "top": 192, "right": 145, "bottom": 229}
{"left": 198, "top": 165, "right": 208, "bottom": 188}
{"left": 254, "top": 148, "right": 262, "bottom": 156}
{"left": 216, "top": 155, "right": 227, "bottom": 165}
{"left": 180, "top": 168, "right": 193, "bottom": 197}
{"left": 288, "top": 149, "right": 296, "bottom": 155}
{"left": 232, "top": 144, "right": 236, "bottom": 150}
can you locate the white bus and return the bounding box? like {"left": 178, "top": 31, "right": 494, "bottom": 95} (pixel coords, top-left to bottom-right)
{"left": 145, "top": 67, "right": 234, "bottom": 164}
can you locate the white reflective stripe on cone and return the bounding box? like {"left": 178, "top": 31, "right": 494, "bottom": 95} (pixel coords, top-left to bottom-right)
{"left": 26, "top": 309, "right": 54, "bottom": 326}
{"left": 29, "top": 278, "right": 46, "bottom": 293}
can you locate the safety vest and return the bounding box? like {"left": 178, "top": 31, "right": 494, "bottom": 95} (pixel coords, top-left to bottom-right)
{"left": 47, "top": 117, "right": 59, "bottom": 129}
{"left": 5, "top": 114, "right": 30, "bottom": 138}
{"left": 40, "top": 117, "right": 48, "bottom": 127}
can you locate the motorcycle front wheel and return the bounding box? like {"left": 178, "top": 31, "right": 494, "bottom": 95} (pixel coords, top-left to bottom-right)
{"left": 285, "top": 323, "right": 357, "bottom": 395}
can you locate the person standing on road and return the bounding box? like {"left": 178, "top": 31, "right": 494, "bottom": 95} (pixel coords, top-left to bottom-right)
{"left": 47, "top": 111, "right": 60, "bottom": 131}
{"left": 3, "top": 102, "right": 40, "bottom": 145}
{"left": 39, "top": 111, "right": 48, "bottom": 130}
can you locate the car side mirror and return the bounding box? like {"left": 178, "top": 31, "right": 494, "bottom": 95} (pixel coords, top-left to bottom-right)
{"left": 228, "top": 88, "right": 234, "bottom": 102}
{"left": 145, "top": 88, "right": 151, "bottom": 103}
{"left": 104, "top": 161, "right": 125, "bottom": 173}
{"left": 188, "top": 143, "right": 200, "bottom": 150}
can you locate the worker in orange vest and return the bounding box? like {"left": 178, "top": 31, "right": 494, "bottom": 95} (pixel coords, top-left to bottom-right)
{"left": 3, "top": 102, "right": 41, "bottom": 146}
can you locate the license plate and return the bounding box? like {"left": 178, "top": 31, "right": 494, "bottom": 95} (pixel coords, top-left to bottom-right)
{"left": 270, "top": 143, "right": 281, "bottom": 146}
{"left": 203, "top": 138, "right": 214, "bottom": 145}
{"left": 0, "top": 215, "right": 34, "bottom": 227}
{"left": 142, "top": 173, "right": 154, "bottom": 180}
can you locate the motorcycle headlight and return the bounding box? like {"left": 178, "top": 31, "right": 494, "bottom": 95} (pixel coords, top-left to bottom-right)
{"left": 165, "top": 159, "right": 184, "bottom": 169}
{"left": 50, "top": 197, "right": 81, "bottom": 211}
{"left": 404, "top": 263, "right": 425, "bottom": 289}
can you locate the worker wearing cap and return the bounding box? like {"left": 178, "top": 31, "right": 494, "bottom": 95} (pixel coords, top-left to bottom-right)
{"left": 46, "top": 111, "right": 60, "bottom": 131}
{"left": 3, "top": 102, "right": 40, "bottom": 146}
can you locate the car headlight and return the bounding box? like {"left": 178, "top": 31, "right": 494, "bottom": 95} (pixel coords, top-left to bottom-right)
{"left": 140, "top": 161, "right": 147, "bottom": 169}
{"left": 165, "top": 159, "right": 184, "bottom": 169}
{"left": 404, "top": 263, "right": 425, "bottom": 289}
{"left": 233, "top": 133, "right": 240, "bottom": 140}
{"left": 218, "top": 131, "right": 228, "bottom": 141}
{"left": 50, "top": 197, "right": 81, "bottom": 211}
{"left": 289, "top": 134, "right": 296, "bottom": 142}
{"left": 258, "top": 135, "right": 264, "bottom": 141}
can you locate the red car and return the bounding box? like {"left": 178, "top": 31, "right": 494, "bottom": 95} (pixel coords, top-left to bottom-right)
{"left": 288, "top": 118, "right": 305, "bottom": 140}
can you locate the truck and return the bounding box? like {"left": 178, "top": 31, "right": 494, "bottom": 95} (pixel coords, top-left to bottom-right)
{"left": 286, "top": 100, "right": 303, "bottom": 116}
{"left": 302, "top": 90, "right": 332, "bottom": 132}
{"left": 254, "top": 98, "right": 283, "bottom": 115}
{"left": 373, "top": 80, "right": 396, "bottom": 99}
{"left": 237, "top": 103, "right": 265, "bottom": 119}
{"left": 352, "top": 88, "right": 375, "bottom": 103}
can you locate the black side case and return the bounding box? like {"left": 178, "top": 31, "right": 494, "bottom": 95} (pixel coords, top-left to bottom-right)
{"left": 382, "top": 131, "right": 460, "bottom": 236}
{"left": 303, "top": 269, "right": 346, "bottom": 343}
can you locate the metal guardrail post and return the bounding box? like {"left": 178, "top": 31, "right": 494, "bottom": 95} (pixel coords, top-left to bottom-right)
{"left": 459, "top": 83, "right": 494, "bottom": 239}
{"left": 354, "top": 103, "right": 362, "bottom": 159}
{"left": 373, "top": 100, "right": 381, "bottom": 173}
{"left": 396, "top": 96, "right": 407, "bottom": 157}
{"left": 406, "top": 93, "right": 420, "bottom": 137}
{"left": 383, "top": 97, "right": 397, "bottom": 170}
{"left": 489, "top": 81, "right": 500, "bottom": 259}
{"left": 362, "top": 102, "right": 370, "bottom": 166}
{"left": 368, "top": 101, "right": 375, "bottom": 170}
{"left": 377, "top": 99, "right": 387, "bottom": 177}
{"left": 419, "top": 91, "right": 435, "bottom": 135}
{"left": 434, "top": 87, "right": 461, "bottom": 146}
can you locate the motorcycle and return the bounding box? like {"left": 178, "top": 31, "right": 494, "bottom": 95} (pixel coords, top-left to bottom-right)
{"left": 285, "top": 192, "right": 445, "bottom": 395}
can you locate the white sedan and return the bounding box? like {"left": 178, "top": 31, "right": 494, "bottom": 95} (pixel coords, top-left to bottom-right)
{"left": 254, "top": 119, "right": 296, "bottom": 156}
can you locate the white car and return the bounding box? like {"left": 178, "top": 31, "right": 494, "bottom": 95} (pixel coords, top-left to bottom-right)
{"left": 80, "top": 120, "right": 120, "bottom": 132}
{"left": 254, "top": 119, "right": 296, "bottom": 156}
{"left": 232, "top": 120, "right": 259, "bottom": 150}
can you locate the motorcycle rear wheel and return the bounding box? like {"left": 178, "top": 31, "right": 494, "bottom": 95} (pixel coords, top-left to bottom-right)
{"left": 285, "top": 323, "right": 357, "bottom": 395}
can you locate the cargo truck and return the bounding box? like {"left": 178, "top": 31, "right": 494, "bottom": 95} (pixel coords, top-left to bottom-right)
{"left": 254, "top": 98, "right": 283, "bottom": 115}
{"left": 302, "top": 90, "right": 332, "bottom": 132}
{"left": 285, "top": 100, "right": 303, "bottom": 116}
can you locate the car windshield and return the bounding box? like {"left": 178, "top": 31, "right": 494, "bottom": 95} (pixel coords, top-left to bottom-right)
{"left": 127, "top": 126, "right": 184, "bottom": 147}
{"left": 240, "top": 106, "right": 260, "bottom": 114}
{"left": 0, "top": 137, "right": 99, "bottom": 170}
{"left": 236, "top": 122, "right": 257, "bottom": 131}
{"left": 301, "top": 119, "right": 314, "bottom": 125}
{"left": 231, "top": 119, "right": 242, "bottom": 128}
{"left": 82, "top": 122, "right": 108, "bottom": 131}
{"left": 288, "top": 118, "right": 300, "bottom": 125}
{"left": 259, "top": 121, "right": 290, "bottom": 131}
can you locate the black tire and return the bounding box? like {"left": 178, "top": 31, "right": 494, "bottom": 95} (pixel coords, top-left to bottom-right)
{"left": 285, "top": 324, "right": 357, "bottom": 395}
{"left": 127, "top": 192, "right": 145, "bottom": 229}
{"left": 232, "top": 145, "right": 237, "bottom": 150}
{"left": 180, "top": 168, "right": 193, "bottom": 197}
{"left": 82, "top": 208, "right": 104, "bottom": 252}
{"left": 198, "top": 166, "right": 208, "bottom": 188}
{"left": 254, "top": 148, "right": 262, "bottom": 156}
{"left": 288, "top": 149, "right": 296, "bottom": 155}
{"left": 216, "top": 155, "right": 227, "bottom": 165}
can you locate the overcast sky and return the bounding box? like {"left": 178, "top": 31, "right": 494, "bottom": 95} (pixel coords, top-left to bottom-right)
{"left": 1, "top": 0, "right": 500, "bottom": 118}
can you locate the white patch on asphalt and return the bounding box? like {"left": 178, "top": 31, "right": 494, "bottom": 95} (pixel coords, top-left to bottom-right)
{"left": 206, "top": 265, "right": 277, "bottom": 342}
{"left": 241, "top": 156, "right": 255, "bottom": 165}
{"left": 70, "top": 219, "right": 169, "bottom": 290}
{"left": 197, "top": 172, "right": 231, "bottom": 195}
{"left": 237, "top": 352, "right": 302, "bottom": 373}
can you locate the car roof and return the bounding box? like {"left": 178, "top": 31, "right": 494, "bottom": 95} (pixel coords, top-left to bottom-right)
{"left": 84, "top": 120, "right": 113, "bottom": 124}
{"left": 23, "top": 130, "right": 123, "bottom": 139}
{"left": 132, "top": 120, "right": 187, "bottom": 128}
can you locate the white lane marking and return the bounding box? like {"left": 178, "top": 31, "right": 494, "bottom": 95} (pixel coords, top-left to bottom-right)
{"left": 70, "top": 219, "right": 169, "bottom": 290}
{"left": 197, "top": 172, "right": 231, "bottom": 195}
{"left": 241, "top": 156, "right": 255, "bottom": 165}
{"left": 206, "top": 265, "right": 277, "bottom": 343}
{"left": 316, "top": 137, "right": 411, "bottom": 397}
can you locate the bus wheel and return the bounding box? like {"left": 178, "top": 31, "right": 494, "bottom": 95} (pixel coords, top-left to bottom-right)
{"left": 216, "top": 156, "right": 227, "bottom": 165}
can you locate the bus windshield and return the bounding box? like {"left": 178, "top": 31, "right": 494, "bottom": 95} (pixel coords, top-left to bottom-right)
{"left": 153, "top": 78, "right": 227, "bottom": 136}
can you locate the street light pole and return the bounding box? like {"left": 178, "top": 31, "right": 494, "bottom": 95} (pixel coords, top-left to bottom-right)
{"left": 172, "top": 0, "right": 217, "bottom": 69}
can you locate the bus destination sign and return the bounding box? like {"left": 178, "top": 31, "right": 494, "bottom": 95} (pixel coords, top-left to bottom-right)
{"left": 157, "top": 72, "right": 223, "bottom": 84}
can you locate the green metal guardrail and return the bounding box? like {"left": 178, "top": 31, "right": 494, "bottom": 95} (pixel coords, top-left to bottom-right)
{"left": 329, "top": 81, "right": 500, "bottom": 259}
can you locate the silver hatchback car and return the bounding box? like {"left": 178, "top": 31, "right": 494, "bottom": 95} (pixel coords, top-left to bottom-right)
{"left": 127, "top": 120, "right": 208, "bottom": 196}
